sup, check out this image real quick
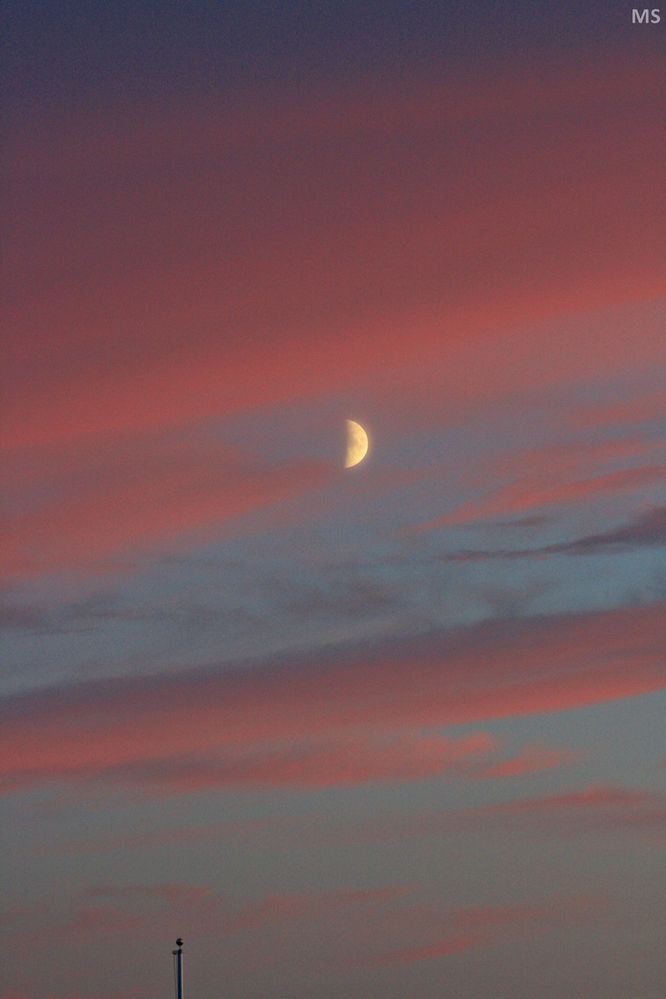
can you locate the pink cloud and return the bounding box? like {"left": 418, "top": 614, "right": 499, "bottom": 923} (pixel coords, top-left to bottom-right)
{"left": 2, "top": 430, "right": 332, "bottom": 579}
{"left": 369, "top": 893, "right": 606, "bottom": 967}
{"left": 64, "top": 883, "right": 221, "bottom": 937}
{"left": 228, "top": 885, "right": 410, "bottom": 933}
{"left": 2, "top": 882, "right": 223, "bottom": 945}
{"left": 375, "top": 932, "right": 477, "bottom": 965}
{"left": 405, "top": 429, "right": 665, "bottom": 534}
{"left": 4, "top": 56, "right": 665, "bottom": 587}
{"left": 569, "top": 390, "right": 666, "bottom": 432}
{"left": 34, "top": 818, "right": 275, "bottom": 857}
{"left": 479, "top": 786, "right": 666, "bottom": 839}
{"left": 68, "top": 906, "right": 146, "bottom": 935}
{"left": 401, "top": 785, "right": 666, "bottom": 842}
{"left": 2, "top": 882, "right": 412, "bottom": 950}
{"left": 1, "top": 601, "right": 663, "bottom": 796}
{"left": 85, "top": 884, "right": 212, "bottom": 904}
{"left": 413, "top": 460, "right": 666, "bottom": 532}
{"left": 473, "top": 744, "right": 580, "bottom": 779}
{"left": 102, "top": 732, "right": 497, "bottom": 793}
{"left": 3, "top": 58, "right": 665, "bottom": 458}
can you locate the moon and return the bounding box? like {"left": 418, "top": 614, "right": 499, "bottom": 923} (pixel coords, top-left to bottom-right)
{"left": 345, "top": 419, "right": 369, "bottom": 468}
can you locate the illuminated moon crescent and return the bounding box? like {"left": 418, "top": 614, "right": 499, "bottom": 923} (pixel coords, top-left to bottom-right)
{"left": 345, "top": 419, "right": 369, "bottom": 468}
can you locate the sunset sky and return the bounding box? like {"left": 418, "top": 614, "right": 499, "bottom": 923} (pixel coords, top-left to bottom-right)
{"left": 2, "top": 3, "right": 665, "bottom": 998}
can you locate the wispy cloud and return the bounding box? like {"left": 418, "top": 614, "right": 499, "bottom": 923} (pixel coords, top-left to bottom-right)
{"left": 2, "top": 429, "right": 332, "bottom": 579}
{"left": 445, "top": 504, "right": 666, "bottom": 562}
{"left": 569, "top": 389, "right": 666, "bottom": 432}
{"left": 371, "top": 893, "right": 605, "bottom": 966}
{"left": 2, "top": 881, "right": 412, "bottom": 946}
{"left": 92, "top": 732, "right": 496, "bottom": 792}
{"left": 404, "top": 785, "right": 666, "bottom": 841}
{"left": 227, "top": 885, "right": 410, "bottom": 934}
{"left": 414, "top": 462, "right": 665, "bottom": 532}
{"left": 470, "top": 744, "right": 580, "bottom": 779}
{"left": 1, "top": 601, "right": 663, "bottom": 795}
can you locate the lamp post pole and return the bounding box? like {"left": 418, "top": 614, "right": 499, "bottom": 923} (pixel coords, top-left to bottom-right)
{"left": 172, "top": 938, "right": 184, "bottom": 999}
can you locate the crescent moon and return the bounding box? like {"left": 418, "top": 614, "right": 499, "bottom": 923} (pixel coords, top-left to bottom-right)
{"left": 345, "top": 419, "right": 369, "bottom": 468}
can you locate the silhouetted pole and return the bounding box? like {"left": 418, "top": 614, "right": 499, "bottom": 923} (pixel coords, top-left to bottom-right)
{"left": 172, "top": 938, "right": 184, "bottom": 999}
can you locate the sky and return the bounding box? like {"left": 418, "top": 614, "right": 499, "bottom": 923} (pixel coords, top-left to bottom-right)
{"left": 1, "top": 2, "right": 665, "bottom": 997}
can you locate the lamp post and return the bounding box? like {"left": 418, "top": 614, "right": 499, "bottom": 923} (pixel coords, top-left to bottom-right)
{"left": 171, "top": 938, "right": 184, "bottom": 999}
